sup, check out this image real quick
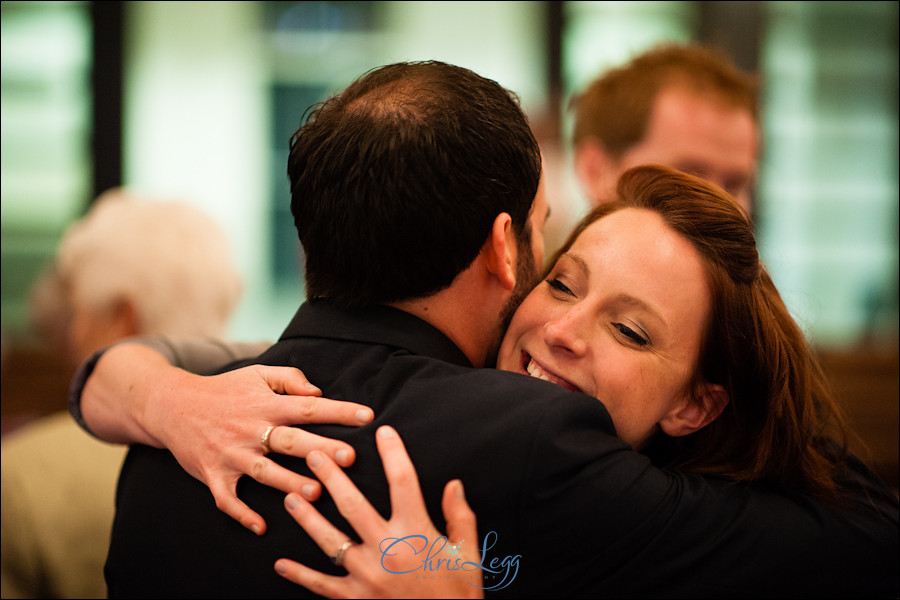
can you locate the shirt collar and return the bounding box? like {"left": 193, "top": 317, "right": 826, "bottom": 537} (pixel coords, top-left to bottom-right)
{"left": 279, "top": 300, "right": 473, "bottom": 368}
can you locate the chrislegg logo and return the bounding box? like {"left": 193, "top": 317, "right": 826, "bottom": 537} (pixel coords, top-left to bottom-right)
{"left": 379, "top": 531, "right": 520, "bottom": 591}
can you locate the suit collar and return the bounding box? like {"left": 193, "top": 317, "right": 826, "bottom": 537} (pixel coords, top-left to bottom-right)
{"left": 280, "top": 300, "right": 473, "bottom": 368}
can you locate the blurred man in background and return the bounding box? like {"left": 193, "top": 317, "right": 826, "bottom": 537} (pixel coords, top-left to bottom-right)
{"left": 1, "top": 190, "right": 245, "bottom": 598}
{"left": 571, "top": 43, "right": 759, "bottom": 215}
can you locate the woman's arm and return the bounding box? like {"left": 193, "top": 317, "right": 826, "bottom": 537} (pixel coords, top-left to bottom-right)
{"left": 72, "top": 340, "right": 374, "bottom": 535}
{"left": 276, "top": 425, "right": 483, "bottom": 599}
{"left": 69, "top": 335, "right": 273, "bottom": 437}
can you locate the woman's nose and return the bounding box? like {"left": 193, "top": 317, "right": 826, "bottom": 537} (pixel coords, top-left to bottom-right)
{"left": 543, "top": 309, "right": 588, "bottom": 357}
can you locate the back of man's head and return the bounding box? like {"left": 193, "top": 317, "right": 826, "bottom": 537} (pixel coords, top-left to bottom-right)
{"left": 572, "top": 43, "right": 759, "bottom": 159}
{"left": 288, "top": 61, "right": 542, "bottom": 308}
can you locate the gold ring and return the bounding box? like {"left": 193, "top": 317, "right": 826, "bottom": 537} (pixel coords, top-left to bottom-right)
{"left": 261, "top": 425, "right": 275, "bottom": 453}
{"left": 331, "top": 540, "right": 353, "bottom": 567}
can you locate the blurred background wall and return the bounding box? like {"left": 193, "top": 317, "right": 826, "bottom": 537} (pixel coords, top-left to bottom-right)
{"left": 1, "top": 0, "right": 897, "bottom": 484}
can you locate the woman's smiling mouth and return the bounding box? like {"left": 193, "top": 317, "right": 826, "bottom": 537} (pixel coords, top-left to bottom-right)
{"left": 522, "top": 352, "right": 584, "bottom": 394}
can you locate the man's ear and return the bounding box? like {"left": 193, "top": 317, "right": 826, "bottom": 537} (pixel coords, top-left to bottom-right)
{"left": 659, "top": 382, "right": 729, "bottom": 437}
{"left": 109, "top": 296, "right": 141, "bottom": 339}
{"left": 574, "top": 138, "right": 616, "bottom": 206}
{"left": 483, "top": 212, "right": 517, "bottom": 291}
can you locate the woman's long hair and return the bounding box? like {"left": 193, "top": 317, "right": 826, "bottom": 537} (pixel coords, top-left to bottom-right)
{"left": 553, "top": 165, "right": 852, "bottom": 502}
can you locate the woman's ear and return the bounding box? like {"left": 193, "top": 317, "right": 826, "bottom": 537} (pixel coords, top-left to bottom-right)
{"left": 659, "top": 382, "right": 729, "bottom": 438}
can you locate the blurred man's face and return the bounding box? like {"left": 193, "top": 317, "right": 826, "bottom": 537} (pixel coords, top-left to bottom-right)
{"left": 613, "top": 86, "right": 759, "bottom": 214}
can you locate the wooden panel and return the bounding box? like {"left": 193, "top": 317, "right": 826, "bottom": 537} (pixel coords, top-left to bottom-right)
{"left": 819, "top": 346, "right": 900, "bottom": 493}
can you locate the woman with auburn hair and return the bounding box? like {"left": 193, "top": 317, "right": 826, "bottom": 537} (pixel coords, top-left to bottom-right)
{"left": 271, "top": 166, "right": 891, "bottom": 597}
{"left": 583, "top": 165, "right": 851, "bottom": 501}
{"left": 67, "top": 167, "right": 896, "bottom": 596}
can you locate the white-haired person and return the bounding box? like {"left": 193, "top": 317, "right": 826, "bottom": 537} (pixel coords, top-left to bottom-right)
{"left": 1, "top": 190, "right": 254, "bottom": 599}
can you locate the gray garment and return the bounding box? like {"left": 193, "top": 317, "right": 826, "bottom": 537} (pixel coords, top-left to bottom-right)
{"left": 68, "top": 336, "right": 271, "bottom": 437}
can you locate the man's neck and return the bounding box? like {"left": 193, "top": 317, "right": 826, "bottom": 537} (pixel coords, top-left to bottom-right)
{"left": 389, "top": 268, "right": 506, "bottom": 369}
{"left": 389, "top": 296, "right": 486, "bottom": 368}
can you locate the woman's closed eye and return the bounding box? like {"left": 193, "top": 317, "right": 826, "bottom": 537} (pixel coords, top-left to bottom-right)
{"left": 614, "top": 322, "right": 650, "bottom": 347}
{"left": 547, "top": 277, "right": 574, "bottom": 296}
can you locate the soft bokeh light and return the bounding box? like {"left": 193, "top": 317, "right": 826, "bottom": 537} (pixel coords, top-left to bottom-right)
{"left": 2, "top": 0, "right": 897, "bottom": 349}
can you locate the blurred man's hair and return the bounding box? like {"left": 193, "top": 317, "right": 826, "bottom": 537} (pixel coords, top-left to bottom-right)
{"left": 572, "top": 43, "right": 759, "bottom": 159}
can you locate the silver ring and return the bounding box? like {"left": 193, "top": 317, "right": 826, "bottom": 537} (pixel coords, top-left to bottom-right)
{"left": 331, "top": 540, "right": 353, "bottom": 567}
{"left": 260, "top": 425, "right": 275, "bottom": 454}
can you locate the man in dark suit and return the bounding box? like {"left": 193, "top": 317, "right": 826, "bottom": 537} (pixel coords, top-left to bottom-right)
{"left": 103, "top": 61, "right": 897, "bottom": 598}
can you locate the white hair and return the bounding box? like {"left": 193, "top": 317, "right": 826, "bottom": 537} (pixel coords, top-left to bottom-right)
{"left": 54, "top": 189, "right": 243, "bottom": 338}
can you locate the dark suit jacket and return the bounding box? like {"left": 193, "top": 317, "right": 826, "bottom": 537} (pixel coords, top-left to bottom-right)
{"left": 105, "top": 301, "right": 899, "bottom": 598}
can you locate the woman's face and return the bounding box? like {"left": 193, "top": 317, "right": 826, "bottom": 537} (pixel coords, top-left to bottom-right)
{"left": 497, "top": 208, "right": 712, "bottom": 448}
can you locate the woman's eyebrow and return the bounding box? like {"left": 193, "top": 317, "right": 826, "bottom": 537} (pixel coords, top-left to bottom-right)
{"left": 564, "top": 251, "right": 668, "bottom": 333}
{"left": 560, "top": 252, "right": 590, "bottom": 278}
{"left": 613, "top": 293, "right": 667, "bottom": 333}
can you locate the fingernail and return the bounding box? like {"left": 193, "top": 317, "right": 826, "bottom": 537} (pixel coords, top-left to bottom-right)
{"left": 301, "top": 484, "right": 316, "bottom": 500}
{"left": 250, "top": 523, "right": 262, "bottom": 536}
{"left": 355, "top": 408, "right": 373, "bottom": 422}
{"left": 455, "top": 480, "right": 466, "bottom": 501}
{"left": 274, "top": 560, "right": 287, "bottom": 576}
{"left": 305, "top": 382, "right": 320, "bottom": 393}
{"left": 307, "top": 451, "right": 324, "bottom": 469}
{"left": 285, "top": 493, "right": 300, "bottom": 509}
{"left": 376, "top": 425, "right": 396, "bottom": 439}
{"left": 335, "top": 448, "right": 350, "bottom": 464}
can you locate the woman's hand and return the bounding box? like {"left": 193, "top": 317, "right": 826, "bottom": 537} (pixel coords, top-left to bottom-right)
{"left": 275, "top": 425, "right": 483, "bottom": 599}
{"left": 82, "top": 343, "right": 374, "bottom": 535}
{"left": 154, "top": 365, "right": 375, "bottom": 535}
